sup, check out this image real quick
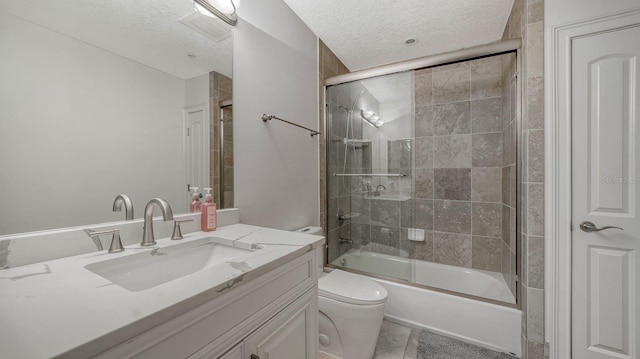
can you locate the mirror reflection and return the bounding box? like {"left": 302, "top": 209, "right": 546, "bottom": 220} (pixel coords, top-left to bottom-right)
{"left": 0, "top": 0, "right": 233, "bottom": 235}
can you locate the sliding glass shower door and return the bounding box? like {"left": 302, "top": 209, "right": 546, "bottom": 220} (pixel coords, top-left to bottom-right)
{"left": 326, "top": 71, "right": 415, "bottom": 279}
{"left": 326, "top": 53, "right": 519, "bottom": 306}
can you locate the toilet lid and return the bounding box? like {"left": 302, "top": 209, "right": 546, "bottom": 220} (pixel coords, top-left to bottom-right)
{"left": 319, "top": 269, "right": 388, "bottom": 305}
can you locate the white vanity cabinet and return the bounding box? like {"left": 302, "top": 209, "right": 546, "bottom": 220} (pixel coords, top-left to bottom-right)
{"left": 216, "top": 344, "right": 242, "bottom": 359}
{"left": 243, "top": 288, "right": 315, "bottom": 359}
{"left": 93, "top": 249, "right": 319, "bottom": 359}
{"left": 213, "top": 288, "right": 316, "bottom": 359}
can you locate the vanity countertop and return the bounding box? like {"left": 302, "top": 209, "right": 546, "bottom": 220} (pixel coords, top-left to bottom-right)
{"left": 0, "top": 224, "right": 324, "bottom": 359}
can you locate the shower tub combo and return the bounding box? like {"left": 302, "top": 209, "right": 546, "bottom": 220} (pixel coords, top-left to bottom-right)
{"left": 324, "top": 41, "right": 522, "bottom": 356}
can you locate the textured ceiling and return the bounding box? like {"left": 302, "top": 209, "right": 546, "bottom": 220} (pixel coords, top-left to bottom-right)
{"left": 0, "top": 0, "right": 232, "bottom": 79}
{"left": 284, "top": 0, "right": 514, "bottom": 71}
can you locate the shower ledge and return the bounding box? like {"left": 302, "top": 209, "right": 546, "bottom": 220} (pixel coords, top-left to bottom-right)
{"left": 365, "top": 194, "right": 411, "bottom": 201}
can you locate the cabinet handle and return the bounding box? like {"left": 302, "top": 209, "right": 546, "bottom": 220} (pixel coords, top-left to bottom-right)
{"left": 250, "top": 355, "right": 260, "bottom": 359}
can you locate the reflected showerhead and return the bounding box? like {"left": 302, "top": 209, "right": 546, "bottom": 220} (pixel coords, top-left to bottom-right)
{"left": 360, "top": 110, "right": 381, "bottom": 128}
{"left": 339, "top": 105, "right": 353, "bottom": 113}
{"left": 361, "top": 110, "right": 376, "bottom": 120}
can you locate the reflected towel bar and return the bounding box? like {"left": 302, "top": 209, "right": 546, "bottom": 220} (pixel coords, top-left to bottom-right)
{"left": 262, "top": 114, "right": 320, "bottom": 137}
{"left": 333, "top": 173, "right": 406, "bottom": 177}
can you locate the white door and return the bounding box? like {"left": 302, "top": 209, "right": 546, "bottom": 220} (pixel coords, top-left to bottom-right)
{"left": 572, "top": 24, "right": 640, "bottom": 358}
{"left": 185, "top": 105, "right": 209, "bottom": 205}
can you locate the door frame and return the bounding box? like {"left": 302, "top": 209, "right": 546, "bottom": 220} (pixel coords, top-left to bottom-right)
{"left": 545, "top": 7, "right": 640, "bottom": 359}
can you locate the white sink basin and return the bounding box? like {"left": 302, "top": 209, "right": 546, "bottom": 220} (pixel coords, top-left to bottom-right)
{"left": 85, "top": 237, "right": 255, "bottom": 292}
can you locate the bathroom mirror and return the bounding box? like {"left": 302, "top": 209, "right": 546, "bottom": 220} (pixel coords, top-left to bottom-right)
{"left": 0, "top": 0, "right": 233, "bottom": 235}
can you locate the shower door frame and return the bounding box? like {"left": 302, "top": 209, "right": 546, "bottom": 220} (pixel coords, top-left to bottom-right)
{"left": 322, "top": 42, "right": 523, "bottom": 310}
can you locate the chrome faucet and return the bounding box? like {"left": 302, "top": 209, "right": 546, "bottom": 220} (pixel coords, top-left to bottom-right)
{"left": 141, "top": 198, "right": 174, "bottom": 246}
{"left": 113, "top": 194, "right": 134, "bottom": 220}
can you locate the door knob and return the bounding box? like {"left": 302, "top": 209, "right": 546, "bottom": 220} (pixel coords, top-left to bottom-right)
{"left": 579, "top": 221, "right": 624, "bottom": 233}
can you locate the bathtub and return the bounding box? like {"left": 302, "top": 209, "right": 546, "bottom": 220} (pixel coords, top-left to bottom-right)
{"left": 333, "top": 249, "right": 515, "bottom": 303}
{"left": 331, "top": 250, "right": 522, "bottom": 356}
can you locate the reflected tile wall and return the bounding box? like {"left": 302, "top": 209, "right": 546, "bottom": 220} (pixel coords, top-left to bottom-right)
{"left": 210, "top": 71, "right": 233, "bottom": 208}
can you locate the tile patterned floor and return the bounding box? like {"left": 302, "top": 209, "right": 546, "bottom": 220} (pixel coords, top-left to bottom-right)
{"left": 321, "top": 319, "right": 518, "bottom": 359}
{"left": 374, "top": 320, "right": 517, "bottom": 359}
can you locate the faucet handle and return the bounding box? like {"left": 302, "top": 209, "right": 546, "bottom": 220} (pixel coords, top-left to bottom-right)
{"left": 88, "top": 229, "right": 124, "bottom": 253}
{"left": 171, "top": 219, "right": 194, "bottom": 240}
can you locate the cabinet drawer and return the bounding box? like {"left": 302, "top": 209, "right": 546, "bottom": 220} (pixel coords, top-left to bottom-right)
{"left": 94, "top": 251, "right": 315, "bottom": 359}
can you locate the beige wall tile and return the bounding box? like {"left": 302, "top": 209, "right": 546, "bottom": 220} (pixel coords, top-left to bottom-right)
{"left": 472, "top": 167, "right": 502, "bottom": 202}
{"left": 433, "top": 134, "right": 472, "bottom": 168}
{"left": 471, "top": 62, "right": 503, "bottom": 99}
{"left": 471, "top": 98, "right": 503, "bottom": 133}
{"left": 433, "top": 102, "right": 471, "bottom": 135}
{"left": 527, "top": 76, "right": 544, "bottom": 129}
{"left": 527, "top": 129, "right": 544, "bottom": 182}
{"left": 434, "top": 200, "right": 472, "bottom": 234}
{"left": 527, "top": 0, "right": 544, "bottom": 24}
{"left": 435, "top": 168, "right": 472, "bottom": 200}
{"left": 433, "top": 232, "right": 472, "bottom": 267}
{"left": 472, "top": 202, "right": 503, "bottom": 238}
{"left": 472, "top": 236, "right": 502, "bottom": 271}
{"left": 526, "top": 22, "right": 544, "bottom": 77}
{"left": 433, "top": 68, "right": 471, "bottom": 103}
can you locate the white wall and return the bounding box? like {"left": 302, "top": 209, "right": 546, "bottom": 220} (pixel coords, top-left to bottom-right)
{"left": 185, "top": 73, "right": 210, "bottom": 108}
{"left": 0, "top": 12, "right": 186, "bottom": 235}
{"left": 233, "top": 0, "right": 319, "bottom": 230}
{"left": 546, "top": 0, "right": 640, "bottom": 26}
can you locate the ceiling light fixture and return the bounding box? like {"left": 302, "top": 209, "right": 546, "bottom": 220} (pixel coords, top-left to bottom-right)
{"left": 193, "top": 0, "right": 238, "bottom": 26}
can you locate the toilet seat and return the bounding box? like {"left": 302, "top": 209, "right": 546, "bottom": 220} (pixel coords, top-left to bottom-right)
{"left": 319, "top": 270, "right": 387, "bottom": 305}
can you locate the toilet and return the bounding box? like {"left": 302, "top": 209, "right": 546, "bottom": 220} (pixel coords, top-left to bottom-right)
{"left": 295, "top": 226, "right": 388, "bottom": 359}
{"left": 318, "top": 269, "right": 388, "bottom": 359}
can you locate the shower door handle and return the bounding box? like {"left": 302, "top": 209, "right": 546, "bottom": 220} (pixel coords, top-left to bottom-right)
{"left": 579, "top": 221, "right": 623, "bottom": 233}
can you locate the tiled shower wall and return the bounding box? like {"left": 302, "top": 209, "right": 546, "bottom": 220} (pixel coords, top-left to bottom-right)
{"left": 503, "top": 0, "right": 546, "bottom": 357}
{"left": 210, "top": 71, "right": 233, "bottom": 208}
{"left": 325, "top": 56, "right": 517, "bottom": 284}
{"left": 405, "top": 57, "right": 514, "bottom": 273}
{"left": 320, "top": 0, "right": 545, "bottom": 355}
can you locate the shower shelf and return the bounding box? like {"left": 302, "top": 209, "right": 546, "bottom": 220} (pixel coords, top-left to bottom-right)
{"left": 332, "top": 173, "right": 406, "bottom": 177}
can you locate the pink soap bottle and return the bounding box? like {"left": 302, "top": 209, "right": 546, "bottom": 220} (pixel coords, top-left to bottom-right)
{"left": 201, "top": 188, "right": 217, "bottom": 232}
{"left": 189, "top": 187, "right": 202, "bottom": 213}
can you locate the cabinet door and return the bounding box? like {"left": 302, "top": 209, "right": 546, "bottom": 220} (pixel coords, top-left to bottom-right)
{"left": 244, "top": 289, "right": 317, "bottom": 359}
{"left": 217, "top": 343, "right": 242, "bottom": 359}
